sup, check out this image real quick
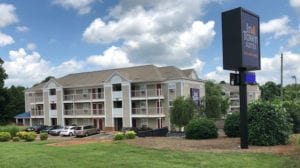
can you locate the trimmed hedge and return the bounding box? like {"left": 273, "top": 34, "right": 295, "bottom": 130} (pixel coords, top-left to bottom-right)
{"left": 224, "top": 112, "right": 240, "bottom": 137}
{"left": 0, "top": 132, "right": 11, "bottom": 142}
{"left": 185, "top": 118, "right": 218, "bottom": 139}
{"left": 114, "top": 132, "right": 125, "bottom": 140}
{"left": 40, "top": 133, "right": 48, "bottom": 141}
{"left": 248, "top": 101, "right": 292, "bottom": 146}
{"left": 16, "top": 131, "right": 37, "bottom": 142}
{"left": 0, "top": 125, "right": 21, "bottom": 137}
{"left": 125, "top": 131, "right": 136, "bottom": 139}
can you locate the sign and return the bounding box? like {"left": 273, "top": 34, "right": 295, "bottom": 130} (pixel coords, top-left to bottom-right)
{"left": 222, "top": 7, "right": 261, "bottom": 71}
{"left": 230, "top": 73, "right": 240, "bottom": 86}
{"left": 245, "top": 72, "right": 256, "bottom": 84}
{"left": 190, "top": 88, "right": 200, "bottom": 105}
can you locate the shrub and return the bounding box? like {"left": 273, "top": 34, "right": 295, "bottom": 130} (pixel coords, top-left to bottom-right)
{"left": 282, "top": 101, "right": 300, "bottom": 133}
{"left": 0, "top": 132, "right": 11, "bottom": 142}
{"left": 12, "top": 137, "right": 20, "bottom": 142}
{"left": 16, "top": 131, "right": 28, "bottom": 139}
{"left": 224, "top": 112, "right": 240, "bottom": 137}
{"left": 0, "top": 125, "right": 21, "bottom": 137}
{"left": 125, "top": 131, "right": 136, "bottom": 139}
{"left": 16, "top": 131, "right": 37, "bottom": 141}
{"left": 114, "top": 132, "right": 125, "bottom": 140}
{"left": 40, "top": 133, "right": 48, "bottom": 141}
{"left": 248, "top": 101, "right": 292, "bottom": 146}
{"left": 185, "top": 118, "right": 218, "bottom": 139}
{"left": 24, "top": 132, "right": 37, "bottom": 142}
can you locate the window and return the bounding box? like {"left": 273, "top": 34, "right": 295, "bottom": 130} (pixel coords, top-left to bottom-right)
{"left": 113, "top": 84, "right": 122, "bottom": 91}
{"left": 113, "top": 101, "right": 122, "bottom": 108}
{"left": 50, "top": 89, "right": 56, "bottom": 95}
{"left": 50, "top": 103, "right": 56, "bottom": 110}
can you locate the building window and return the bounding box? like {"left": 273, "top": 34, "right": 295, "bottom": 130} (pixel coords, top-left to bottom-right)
{"left": 50, "top": 89, "right": 56, "bottom": 95}
{"left": 50, "top": 103, "right": 56, "bottom": 110}
{"left": 113, "top": 101, "right": 122, "bottom": 108}
{"left": 113, "top": 84, "right": 122, "bottom": 91}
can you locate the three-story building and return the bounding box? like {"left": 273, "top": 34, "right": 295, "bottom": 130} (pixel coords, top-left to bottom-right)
{"left": 25, "top": 65, "right": 205, "bottom": 131}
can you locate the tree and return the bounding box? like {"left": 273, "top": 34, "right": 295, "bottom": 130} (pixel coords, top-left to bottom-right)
{"left": 170, "top": 96, "right": 199, "bottom": 130}
{"left": 204, "top": 81, "right": 229, "bottom": 118}
{"left": 260, "top": 81, "right": 281, "bottom": 102}
{"left": 0, "top": 58, "right": 8, "bottom": 124}
{"left": 0, "top": 58, "right": 7, "bottom": 88}
{"left": 284, "top": 84, "right": 300, "bottom": 101}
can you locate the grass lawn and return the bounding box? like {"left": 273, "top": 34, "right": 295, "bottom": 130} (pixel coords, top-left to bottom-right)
{"left": 0, "top": 140, "right": 299, "bottom": 168}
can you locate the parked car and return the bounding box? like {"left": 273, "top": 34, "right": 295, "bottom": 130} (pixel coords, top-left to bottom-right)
{"left": 25, "top": 125, "right": 48, "bottom": 133}
{"left": 49, "top": 126, "right": 64, "bottom": 136}
{"left": 41, "top": 125, "right": 61, "bottom": 134}
{"left": 60, "top": 126, "right": 76, "bottom": 136}
{"left": 74, "top": 125, "right": 99, "bottom": 137}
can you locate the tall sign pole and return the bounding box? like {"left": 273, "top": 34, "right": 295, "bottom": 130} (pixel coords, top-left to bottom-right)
{"left": 222, "top": 7, "right": 261, "bottom": 149}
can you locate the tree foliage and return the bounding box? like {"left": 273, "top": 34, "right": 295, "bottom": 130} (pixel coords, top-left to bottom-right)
{"left": 33, "top": 76, "right": 55, "bottom": 87}
{"left": 248, "top": 100, "right": 292, "bottom": 146}
{"left": 185, "top": 118, "right": 218, "bottom": 139}
{"left": 259, "top": 81, "right": 281, "bottom": 102}
{"left": 170, "top": 96, "right": 199, "bottom": 128}
{"left": 204, "top": 81, "right": 229, "bottom": 118}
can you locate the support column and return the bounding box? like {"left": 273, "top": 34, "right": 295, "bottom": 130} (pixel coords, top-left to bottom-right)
{"left": 239, "top": 70, "right": 248, "bottom": 149}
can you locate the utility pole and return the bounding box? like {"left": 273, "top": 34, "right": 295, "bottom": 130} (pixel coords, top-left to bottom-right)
{"left": 281, "top": 53, "right": 283, "bottom": 101}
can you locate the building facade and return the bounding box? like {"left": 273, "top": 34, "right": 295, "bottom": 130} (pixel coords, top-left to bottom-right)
{"left": 25, "top": 65, "right": 205, "bottom": 131}
{"left": 221, "top": 83, "right": 261, "bottom": 113}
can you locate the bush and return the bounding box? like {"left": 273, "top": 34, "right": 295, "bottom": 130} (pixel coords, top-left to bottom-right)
{"left": 24, "top": 132, "right": 37, "bottom": 142}
{"left": 114, "top": 132, "right": 125, "bottom": 140}
{"left": 16, "top": 131, "right": 37, "bottom": 141}
{"left": 0, "top": 125, "right": 21, "bottom": 137}
{"left": 282, "top": 101, "right": 300, "bottom": 133}
{"left": 16, "top": 131, "right": 27, "bottom": 139}
{"left": 12, "top": 137, "right": 20, "bottom": 142}
{"left": 248, "top": 101, "right": 292, "bottom": 146}
{"left": 0, "top": 132, "right": 11, "bottom": 142}
{"left": 125, "top": 131, "right": 136, "bottom": 139}
{"left": 224, "top": 112, "right": 240, "bottom": 137}
{"left": 185, "top": 118, "right": 218, "bottom": 139}
{"left": 40, "top": 133, "right": 48, "bottom": 141}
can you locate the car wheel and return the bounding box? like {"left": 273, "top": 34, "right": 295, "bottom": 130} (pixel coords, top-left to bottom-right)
{"left": 69, "top": 133, "right": 73, "bottom": 136}
{"left": 85, "top": 133, "right": 88, "bottom": 137}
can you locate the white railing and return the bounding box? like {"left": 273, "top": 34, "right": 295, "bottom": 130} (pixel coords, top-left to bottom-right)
{"left": 132, "top": 107, "right": 164, "bottom": 115}
{"left": 64, "top": 93, "right": 104, "bottom": 101}
{"left": 31, "top": 110, "right": 44, "bottom": 116}
{"left": 131, "top": 89, "right": 163, "bottom": 98}
{"left": 64, "top": 109, "right": 104, "bottom": 116}
{"left": 29, "top": 96, "right": 43, "bottom": 103}
{"left": 113, "top": 108, "right": 123, "bottom": 117}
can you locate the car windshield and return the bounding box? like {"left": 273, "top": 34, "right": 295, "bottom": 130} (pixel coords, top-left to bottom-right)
{"left": 75, "top": 127, "right": 82, "bottom": 130}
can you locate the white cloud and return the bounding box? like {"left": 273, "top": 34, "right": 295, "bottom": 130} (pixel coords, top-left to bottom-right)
{"left": 26, "top": 43, "right": 37, "bottom": 50}
{"left": 0, "top": 3, "right": 18, "bottom": 28}
{"left": 83, "top": 0, "right": 216, "bottom": 68}
{"left": 205, "top": 66, "right": 229, "bottom": 83}
{"left": 0, "top": 32, "right": 14, "bottom": 47}
{"left": 260, "top": 16, "right": 291, "bottom": 38}
{"left": 16, "top": 26, "right": 29, "bottom": 32}
{"left": 3, "top": 48, "right": 84, "bottom": 87}
{"left": 290, "top": 0, "right": 300, "bottom": 9}
{"left": 52, "top": 0, "right": 95, "bottom": 15}
{"left": 184, "top": 59, "right": 205, "bottom": 73}
{"left": 86, "top": 46, "right": 133, "bottom": 68}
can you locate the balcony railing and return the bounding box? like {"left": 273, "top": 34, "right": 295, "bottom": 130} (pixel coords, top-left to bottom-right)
{"left": 64, "top": 109, "right": 104, "bottom": 116}
{"left": 31, "top": 110, "right": 44, "bottom": 116}
{"left": 29, "top": 96, "right": 43, "bottom": 103}
{"left": 132, "top": 107, "right": 164, "bottom": 115}
{"left": 131, "top": 89, "right": 163, "bottom": 98}
{"left": 64, "top": 93, "right": 104, "bottom": 101}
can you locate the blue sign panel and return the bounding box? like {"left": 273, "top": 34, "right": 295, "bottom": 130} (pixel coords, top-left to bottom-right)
{"left": 241, "top": 10, "right": 260, "bottom": 70}
{"left": 245, "top": 72, "right": 256, "bottom": 84}
{"left": 190, "top": 88, "right": 200, "bottom": 105}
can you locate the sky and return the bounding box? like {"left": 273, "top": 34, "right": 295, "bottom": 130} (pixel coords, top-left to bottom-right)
{"left": 0, "top": 0, "right": 300, "bottom": 87}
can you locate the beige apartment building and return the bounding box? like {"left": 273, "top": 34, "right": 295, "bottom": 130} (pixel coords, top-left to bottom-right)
{"left": 221, "top": 83, "right": 261, "bottom": 113}
{"left": 25, "top": 65, "right": 205, "bottom": 131}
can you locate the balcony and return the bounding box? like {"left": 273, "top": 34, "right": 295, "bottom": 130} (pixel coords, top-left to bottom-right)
{"left": 29, "top": 96, "right": 43, "bottom": 104}
{"left": 131, "top": 89, "right": 164, "bottom": 99}
{"left": 113, "top": 108, "right": 123, "bottom": 117}
{"left": 132, "top": 107, "right": 165, "bottom": 117}
{"left": 31, "top": 110, "right": 44, "bottom": 117}
{"left": 64, "top": 93, "right": 104, "bottom": 102}
{"left": 64, "top": 109, "right": 104, "bottom": 116}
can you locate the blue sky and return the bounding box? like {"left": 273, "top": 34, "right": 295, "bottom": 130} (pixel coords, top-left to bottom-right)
{"left": 0, "top": 0, "right": 300, "bottom": 87}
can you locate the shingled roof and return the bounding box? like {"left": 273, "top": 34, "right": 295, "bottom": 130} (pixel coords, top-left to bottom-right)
{"left": 28, "top": 65, "right": 200, "bottom": 90}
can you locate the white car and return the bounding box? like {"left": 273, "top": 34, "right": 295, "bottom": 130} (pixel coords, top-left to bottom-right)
{"left": 60, "top": 126, "right": 76, "bottom": 136}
